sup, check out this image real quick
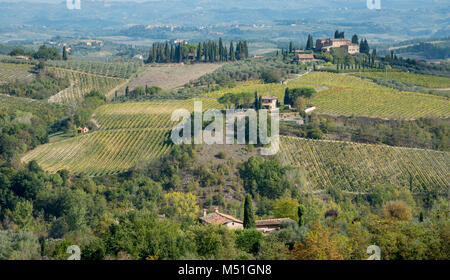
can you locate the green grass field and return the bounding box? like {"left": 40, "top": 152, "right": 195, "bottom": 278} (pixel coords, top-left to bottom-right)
{"left": 279, "top": 136, "right": 450, "bottom": 194}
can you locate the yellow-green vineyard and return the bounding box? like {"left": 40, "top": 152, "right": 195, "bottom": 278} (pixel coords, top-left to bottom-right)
{"left": 22, "top": 98, "right": 222, "bottom": 176}
{"left": 356, "top": 71, "right": 450, "bottom": 88}
{"left": 204, "top": 72, "right": 450, "bottom": 119}
{"left": 279, "top": 136, "right": 450, "bottom": 194}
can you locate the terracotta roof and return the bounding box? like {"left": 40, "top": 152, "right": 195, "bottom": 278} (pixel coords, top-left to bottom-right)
{"left": 262, "top": 96, "right": 278, "bottom": 100}
{"left": 200, "top": 210, "right": 242, "bottom": 225}
{"left": 255, "top": 218, "right": 294, "bottom": 226}
{"left": 297, "top": 53, "right": 314, "bottom": 59}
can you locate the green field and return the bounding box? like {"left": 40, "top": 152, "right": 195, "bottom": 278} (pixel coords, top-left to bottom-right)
{"left": 0, "top": 62, "right": 34, "bottom": 84}
{"left": 22, "top": 98, "right": 221, "bottom": 176}
{"left": 279, "top": 136, "right": 450, "bottom": 194}
{"left": 357, "top": 71, "right": 450, "bottom": 88}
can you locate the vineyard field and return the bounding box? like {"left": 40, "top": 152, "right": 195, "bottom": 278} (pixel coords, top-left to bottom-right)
{"left": 279, "top": 136, "right": 450, "bottom": 194}
{"left": 22, "top": 98, "right": 222, "bottom": 176}
{"left": 204, "top": 72, "right": 450, "bottom": 120}
{"left": 0, "top": 62, "right": 35, "bottom": 84}
{"left": 46, "top": 60, "right": 144, "bottom": 78}
{"left": 297, "top": 73, "right": 450, "bottom": 119}
{"left": 356, "top": 71, "right": 450, "bottom": 88}
{"left": 47, "top": 68, "right": 127, "bottom": 106}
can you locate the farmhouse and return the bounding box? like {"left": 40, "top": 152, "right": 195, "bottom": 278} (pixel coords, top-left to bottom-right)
{"left": 261, "top": 96, "right": 278, "bottom": 110}
{"left": 200, "top": 208, "right": 295, "bottom": 234}
{"left": 296, "top": 53, "right": 314, "bottom": 62}
{"left": 15, "top": 56, "right": 29, "bottom": 60}
{"left": 315, "top": 38, "right": 359, "bottom": 54}
{"left": 255, "top": 218, "right": 294, "bottom": 234}
{"left": 200, "top": 208, "right": 243, "bottom": 229}
{"left": 77, "top": 126, "right": 89, "bottom": 134}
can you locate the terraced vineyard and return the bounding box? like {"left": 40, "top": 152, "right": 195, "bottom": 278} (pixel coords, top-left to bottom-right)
{"left": 47, "top": 60, "right": 144, "bottom": 78}
{"left": 22, "top": 98, "right": 222, "bottom": 176}
{"left": 0, "top": 62, "right": 35, "bottom": 84}
{"left": 279, "top": 136, "right": 450, "bottom": 194}
{"left": 47, "top": 68, "right": 127, "bottom": 106}
{"left": 357, "top": 71, "right": 450, "bottom": 88}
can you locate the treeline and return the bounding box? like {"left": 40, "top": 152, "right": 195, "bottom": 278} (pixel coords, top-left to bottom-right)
{"left": 380, "top": 52, "right": 450, "bottom": 77}
{"left": 281, "top": 113, "right": 450, "bottom": 152}
{"left": 188, "top": 56, "right": 305, "bottom": 89}
{"left": 0, "top": 65, "right": 70, "bottom": 100}
{"left": 0, "top": 98, "right": 67, "bottom": 164}
{"left": 0, "top": 143, "right": 448, "bottom": 260}
{"left": 9, "top": 45, "right": 61, "bottom": 61}
{"left": 146, "top": 38, "right": 249, "bottom": 63}
{"left": 394, "top": 42, "right": 450, "bottom": 60}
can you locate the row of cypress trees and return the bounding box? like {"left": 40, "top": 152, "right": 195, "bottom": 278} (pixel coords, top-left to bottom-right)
{"left": 146, "top": 38, "right": 249, "bottom": 63}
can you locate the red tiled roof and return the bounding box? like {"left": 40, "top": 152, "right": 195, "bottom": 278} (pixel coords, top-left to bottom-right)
{"left": 297, "top": 54, "right": 314, "bottom": 59}
{"left": 200, "top": 211, "right": 242, "bottom": 225}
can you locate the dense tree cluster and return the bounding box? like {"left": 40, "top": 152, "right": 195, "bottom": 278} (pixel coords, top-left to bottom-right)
{"left": 8, "top": 45, "right": 61, "bottom": 61}
{"left": 146, "top": 39, "right": 249, "bottom": 64}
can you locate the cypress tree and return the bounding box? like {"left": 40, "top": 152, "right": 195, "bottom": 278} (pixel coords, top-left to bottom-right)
{"left": 243, "top": 195, "right": 255, "bottom": 229}
{"left": 305, "top": 34, "right": 314, "bottom": 50}
{"left": 219, "top": 38, "right": 224, "bottom": 61}
{"left": 298, "top": 205, "right": 306, "bottom": 227}
{"left": 229, "top": 42, "right": 235, "bottom": 61}
{"left": 284, "top": 88, "right": 290, "bottom": 105}
{"left": 196, "top": 43, "right": 202, "bottom": 62}
{"left": 62, "top": 46, "right": 68, "bottom": 60}
{"left": 243, "top": 41, "right": 249, "bottom": 59}
{"left": 177, "top": 43, "right": 183, "bottom": 63}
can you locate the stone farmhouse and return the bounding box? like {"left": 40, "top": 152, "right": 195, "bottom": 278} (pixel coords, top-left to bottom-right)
{"left": 315, "top": 38, "right": 359, "bottom": 54}
{"left": 261, "top": 96, "right": 278, "bottom": 110}
{"left": 200, "top": 208, "right": 295, "bottom": 234}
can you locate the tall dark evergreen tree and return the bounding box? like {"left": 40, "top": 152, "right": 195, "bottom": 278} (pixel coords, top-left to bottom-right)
{"left": 229, "top": 42, "right": 235, "bottom": 61}
{"left": 62, "top": 46, "right": 68, "bottom": 61}
{"left": 218, "top": 38, "right": 224, "bottom": 61}
{"left": 352, "top": 34, "right": 359, "bottom": 45}
{"left": 334, "top": 30, "right": 345, "bottom": 39}
{"left": 196, "top": 43, "right": 202, "bottom": 62}
{"left": 298, "top": 205, "right": 306, "bottom": 227}
{"left": 306, "top": 35, "right": 314, "bottom": 50}
{"left": 360, "top": 39, "right": 370, "bottom": 55}
{"left": 243, "top": 41, "right": 249, "bottom": 59}
{"left": 243, "top": 195, "right": 255, "bottom": 229}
